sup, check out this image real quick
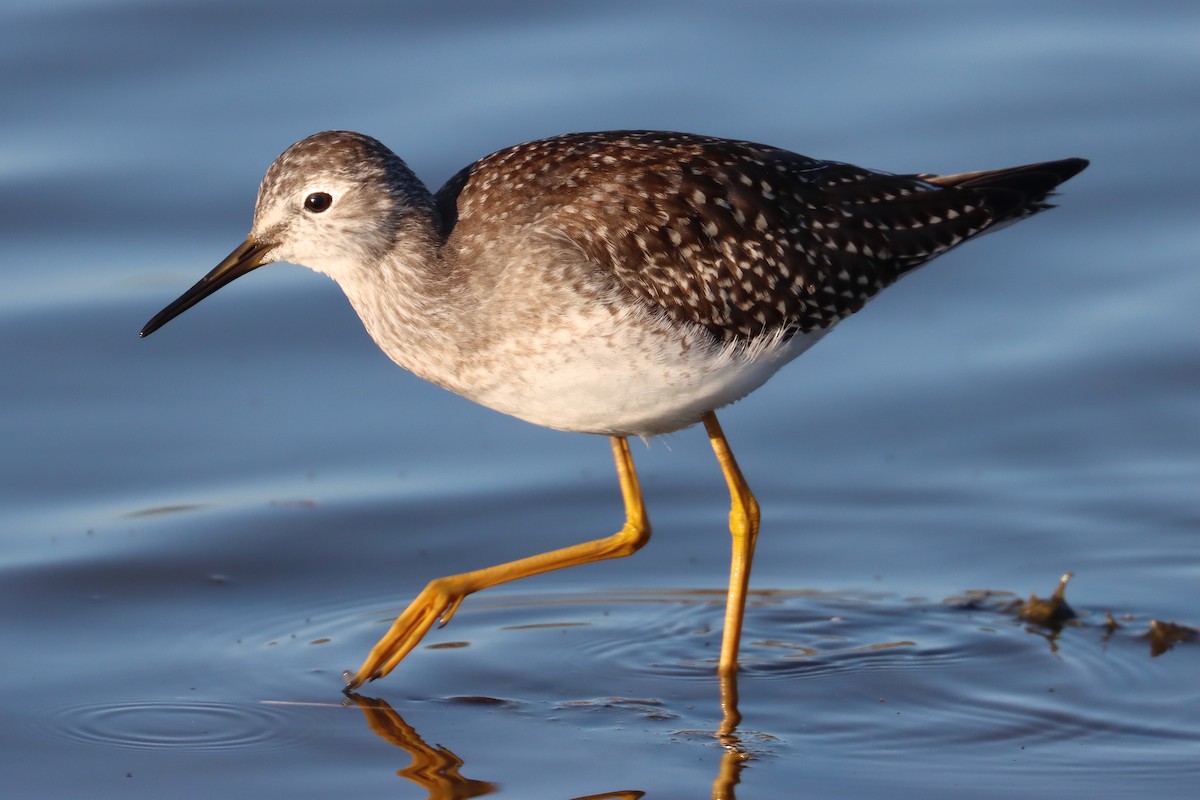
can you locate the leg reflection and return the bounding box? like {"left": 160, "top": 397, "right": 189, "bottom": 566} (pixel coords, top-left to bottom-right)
{"left": 346, "top": 693, "right": 497, "bottom": 799}
{"left": 712, "top": 669, "right": 751, "bottom": 800}
{"left": 346, "top": 694, "right": 648, "bottom": 800}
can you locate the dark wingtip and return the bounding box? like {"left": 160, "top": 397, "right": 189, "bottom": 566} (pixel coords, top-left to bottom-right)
{"left": 977, "top": 158, "right": 1090, "bottom": 195}
{"left": 1051, "top": 157, "right": 1090, "bottom": 183}
{"left": 926, "top": 157, "right": 1090, "bottom": 195}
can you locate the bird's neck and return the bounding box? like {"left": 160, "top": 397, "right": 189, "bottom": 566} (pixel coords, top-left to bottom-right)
{"left": 333, "top": 219, "right": 476, "bottom": 392}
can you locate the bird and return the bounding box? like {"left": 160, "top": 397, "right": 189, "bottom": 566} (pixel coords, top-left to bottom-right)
{"left": 140, "top": 129, "right": 1087, "bottom": 691}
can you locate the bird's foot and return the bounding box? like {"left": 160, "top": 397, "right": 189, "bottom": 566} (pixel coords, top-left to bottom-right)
{"left": 343, "top": 577, "right": 470, "bottom": 692}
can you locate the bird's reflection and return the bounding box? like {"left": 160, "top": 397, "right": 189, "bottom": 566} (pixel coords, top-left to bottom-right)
{"left": 345, "top": 669, "right": 750, "bottom": 800}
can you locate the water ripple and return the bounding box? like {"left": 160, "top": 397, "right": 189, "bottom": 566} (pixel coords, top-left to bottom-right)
{"left": 42, "top": 699, "right": 308, "bottom": 752}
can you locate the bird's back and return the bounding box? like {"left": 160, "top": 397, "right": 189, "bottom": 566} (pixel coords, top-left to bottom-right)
{"left": 434, "top": 131, "right": 1086, "bottom": 346}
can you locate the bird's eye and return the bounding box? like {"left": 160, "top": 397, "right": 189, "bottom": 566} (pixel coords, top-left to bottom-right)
{"left": 304, "top": 192, "right": 333, "bottom": 213}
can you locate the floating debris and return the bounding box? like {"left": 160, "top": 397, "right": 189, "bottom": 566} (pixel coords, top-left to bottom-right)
{"left": 1018, "top": 572, "right": 1076, "bottom": 627}
{"left": 947, "top": 574, "right": 1197, "bottom": 658}
{"left": 1145, "top": 620, "right": 1198, "bottom": 657}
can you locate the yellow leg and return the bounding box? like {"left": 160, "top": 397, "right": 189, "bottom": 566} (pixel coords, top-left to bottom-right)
{"left": 702, "top": 411, "right": 761, "bottom": 678}
{"left": 345, "top": 436, "right": 651, "bottom": 691}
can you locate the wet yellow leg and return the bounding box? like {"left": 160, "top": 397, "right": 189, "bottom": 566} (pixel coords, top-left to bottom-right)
{"left": 345, "top": 436, "right": 650, "bottom": 691}
{"left": 702, "top": 411, "right": 761, "bottom": 678}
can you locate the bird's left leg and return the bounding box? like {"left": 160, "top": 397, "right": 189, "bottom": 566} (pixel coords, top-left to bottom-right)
{"left": 344, "top": 436, "right": 650, "bottom": 691}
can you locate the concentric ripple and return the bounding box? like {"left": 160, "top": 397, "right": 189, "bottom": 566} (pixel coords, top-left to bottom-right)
{"left": 42, "top": 699, "right": 307, "bottom": 752}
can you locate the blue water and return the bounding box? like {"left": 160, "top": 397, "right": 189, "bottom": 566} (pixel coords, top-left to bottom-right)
{"left": 1, "top": 1, "right": 1197, "bottom": 798}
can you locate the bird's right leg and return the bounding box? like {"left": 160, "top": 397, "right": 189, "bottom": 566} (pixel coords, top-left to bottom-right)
{"left": 702, "top": 411, "right": 761, "bottom": 679}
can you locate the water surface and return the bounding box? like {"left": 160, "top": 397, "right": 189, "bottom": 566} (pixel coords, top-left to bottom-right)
{"left": 1, "top": 1, "right": 1197, "bottom": 798}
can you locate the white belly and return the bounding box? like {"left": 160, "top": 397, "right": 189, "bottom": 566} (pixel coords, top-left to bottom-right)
{"left": 457, "top": 303, "right": 829, "bottom": 437}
